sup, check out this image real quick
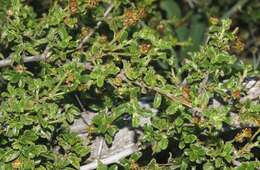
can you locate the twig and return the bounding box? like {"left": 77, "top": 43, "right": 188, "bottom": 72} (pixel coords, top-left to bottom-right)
{"left": 184, "top": 0, "right": 197, "bottom": 8}
{"left": 97, "top": 137, "right": 104, "bottom": 159}
{"left": 75, "top": 94, "right": 87, "bottom": 112}
{"left": 77, "top": 4, "right": 114, "bottom": 50}
{"left": 117, "top": 69, "right": 202, "bottom": 112}
{"left": 0, "top": 46, "right": 51, "bottom": 68}
{"left": 222, "top": 0, "right": 249, "bottom": 18}
{"left": 134, "top": 81, "right": 202, "bottom": 113}
{"left": 74, "top": 94, "right": 90, "bottom": 125}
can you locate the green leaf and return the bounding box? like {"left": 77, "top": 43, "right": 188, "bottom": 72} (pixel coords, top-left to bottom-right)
{"left": 19, "top": 130, "right": 38, "bottom": 145}
{"left": 144, "top": 69, "right": 157, "bottom": 86}
{"left": 178, "top": 141, "right": 185, "bottom": 149}
{"left": 21, "top": 159, "right": 35, "bottom": 169}
{"left": 184, "top": 144, "right": 206, "bottom": 162}
{"left": 108, "top": 165, "right": 118, "bottom": 170}
{"left": 68, "top": 154, "right": 81, "bottom": 169}
{"left": 153, "top": 93, "right": 162, "bottom": 108}
{"left": 175, "top": 117, "right": 184, "bottom": 127}
{"left": 133, "top": 27, "right": 159, "bottom": 45}
{"left": 105, "top": 134, "right": 113, "bottom": 144}
{"left": 97, "top": 76, "right": 105, "bottom": 88}
{"left": 183, "top": 134, "right": 197, "bottom": 144}
{"left": 211, "top": 52, "right": 236, "bottom": 64}
{"left": 129, "top": 152, "right": 142, "bottom": 161}
{"left": 112, "top": 103, "right": 130, "bottom": 117}
{"left": 159, "top": 136, "right": 168, "bottom": 150}
{"left": 117, "top": 29, "right": 128, "bottom": 42}
{"left": 221, "top": 142, "right": 233, "bottom": 162}
{"left": 3, "top": 150, "right": 20, "bottom": 162}
{"left": 203, "top": 162, "right": 214, "bottom": 170}
{"left": 189, "top": 14, "right": 206, "bottom": 51}
{"left": 97, "top": 161, "right": 108, "bottom": 170}
{"left": 152, "top": 118, "right": 168, "bottom": 130}
{"left": 107, "top": 125, "right": 118, "bottom": 137}
{"left": 73, "top": 143, "right": 90, "bottom": 157}
{"left": 166, "top": 103, "right": 184, "bottom": 115}
{"left": 132, "top": 112, "right": 140, "bottom": 128}
{"left": 160, "top": 0, "right": 181, "bottom": 19}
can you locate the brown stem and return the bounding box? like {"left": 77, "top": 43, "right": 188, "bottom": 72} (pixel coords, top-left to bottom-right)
{"left": 134, "top": 81, "right": 202, "bottom": 113}
{"left": 77, "top": 4, "right": 114, "bottom": 50}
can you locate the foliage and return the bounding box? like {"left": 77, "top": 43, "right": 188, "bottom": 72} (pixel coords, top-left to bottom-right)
{"left": 0, "top": 0, "right": 259, "bottom": 169}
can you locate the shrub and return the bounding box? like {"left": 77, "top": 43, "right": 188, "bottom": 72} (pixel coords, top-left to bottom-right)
{"left": 0, "top": 0, "right": 259, "bottom": 169}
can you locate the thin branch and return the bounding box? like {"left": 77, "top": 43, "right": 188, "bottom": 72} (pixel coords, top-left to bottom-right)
{"left": 75, "top": 94, "right": 87, "bottom": 112}
{"left": 222, "top": 0, "right": 249, "bottom": 18}
{"left": 134, "top": 81, "right": 202, "bottom": 113}
{"left": 74, "top": 94, "right": 90, "bottom": 125}
{"left": 97, "top": 137, "right": 104, "bottom": 159}
{"left": 0, "top": 46, "right": 51, "bottom": 68}
{"left": 117, "top": 69, "right": 203, "bottom": 112}
{"left": 77, "top": 4, "right": 114, "bottom": 50}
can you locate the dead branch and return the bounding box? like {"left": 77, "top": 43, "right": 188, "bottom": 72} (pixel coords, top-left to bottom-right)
{"left": 0, "top": 46, "right": 51, "bottom": 68}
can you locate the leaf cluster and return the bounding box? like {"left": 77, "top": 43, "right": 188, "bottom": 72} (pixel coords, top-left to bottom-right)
{"left": 0, "top": 0, "right": 259, "bottom": 169}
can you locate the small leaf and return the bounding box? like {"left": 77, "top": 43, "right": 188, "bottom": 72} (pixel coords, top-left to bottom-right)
{"left": 117, "top": 29, "right": 128, "bottom": 42}
{"left": 68, "top": 154, "right": 81, "bottom": 169}
{"left": 19, "top": 130, "right": 38, "bottom": 145}
{"left": 159, "top": 136, "right": 168, "bottom": 150}
{"left": 178, "top": 141, "right": 185, "bottom": 149}
{"left": 221, "top": 142, "right": 233, "bottom": 162}
{"left": 97, "top": 77, "right": 104, "bottom": 88}
{"left": 153, "top": 93, "right": 162, "bottom": 108}
{"left": 132, "top": 112, "right": 140, "bottom": 128}
{"left": 175, "top": 117, "right": 184, "bottom": 127}
{"left": 166, "top": 102, "right": 184, "bottom": 115}
{"left": 203, "top": 162, "right": 214, "bottom": 170}
{"left": 97, "top": 161, "right": 108, "bottom": 170}
{"left": 105, "top": 134, "right": 113, "bottom": 144}
{"left": 3, "top": 150, "right": 20, "bottom": 162}
{"left": 73, "top": 143, "right": 90, "bottom": 157}
{"left": 183, "top": 134, "right": 197, "bottom": 144}
{"left": 108, "top": 165, "right": 118, "bottom": 170}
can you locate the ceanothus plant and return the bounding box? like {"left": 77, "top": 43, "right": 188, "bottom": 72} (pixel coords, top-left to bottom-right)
{"left": 0, "top": 0, "right": 259, "bottom": 169}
